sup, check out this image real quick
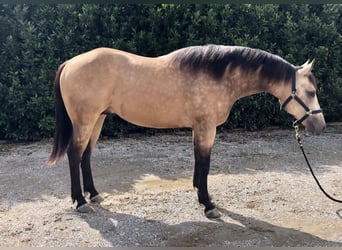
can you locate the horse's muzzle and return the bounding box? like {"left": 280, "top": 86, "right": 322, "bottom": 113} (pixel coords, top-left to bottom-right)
{"left": 303, "top": 115, "right": 326, "bottom": 135}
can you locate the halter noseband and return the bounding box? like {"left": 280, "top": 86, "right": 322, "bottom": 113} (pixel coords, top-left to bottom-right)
{"left": 280, "top": 68, "right": 322, "bottom": 127}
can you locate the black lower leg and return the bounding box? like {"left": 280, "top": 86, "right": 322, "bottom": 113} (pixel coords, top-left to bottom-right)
{"left": 81, "top": 142, "right": 99, "bottom": 199}
{"left": 67, "top": 144, "right": 87, "bottom": 208}
{"left": 198, "top": 172, "right": 216, "bottom": 213}
{"left": 193, "top": 164, "right": 200, "bottom": 189}
{"left": 194, "top": 146, "right": 215, "bottom": 213}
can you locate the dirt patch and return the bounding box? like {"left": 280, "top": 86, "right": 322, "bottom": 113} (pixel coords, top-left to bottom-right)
{"left": 0, "top": 125, "right": 341, "bottom": 246}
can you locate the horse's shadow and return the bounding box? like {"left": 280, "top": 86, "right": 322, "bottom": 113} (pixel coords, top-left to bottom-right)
{"left": 78, "top": 203, "right": 342, "bottom": 247}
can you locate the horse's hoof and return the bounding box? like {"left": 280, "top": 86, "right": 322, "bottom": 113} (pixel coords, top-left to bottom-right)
{"left": 77, "top": 203, "right": 95, "bottom": 213}
{"left": 90, "top": 194, "right": 104, "bottom": 203}
{"left": 205, "top": 208, "right": 221, "bottom": 219}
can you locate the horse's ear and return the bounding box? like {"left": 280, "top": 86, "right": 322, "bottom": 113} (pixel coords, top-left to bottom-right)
{"left": 308, "top": 58, "right": 315, "bottom": 69}
{"left": 300, "top": 59, "right": 311, "bottom": 68}
{"left": 298, "top": 59, "right": 315, "bottom": 75}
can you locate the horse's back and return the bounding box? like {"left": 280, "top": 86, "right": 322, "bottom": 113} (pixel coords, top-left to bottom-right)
{"left": 58, "top": 47, "right": 232, "bottom": 129}
{"left": 58, "top": 48, "right": 193, "bottom": 128}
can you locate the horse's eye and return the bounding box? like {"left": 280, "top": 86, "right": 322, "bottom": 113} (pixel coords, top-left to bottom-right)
{"left": 306, "top": 90, "right": 316, "bottom": 98}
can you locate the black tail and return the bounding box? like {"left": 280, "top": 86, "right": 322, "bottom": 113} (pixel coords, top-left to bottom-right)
{"left": 48, "top": 63, "right": 72, "bottom": 165}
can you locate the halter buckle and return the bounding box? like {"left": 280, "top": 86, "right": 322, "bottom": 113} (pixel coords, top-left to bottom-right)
{"left": 306, "top": 110, "right": 313, "bottom": 116}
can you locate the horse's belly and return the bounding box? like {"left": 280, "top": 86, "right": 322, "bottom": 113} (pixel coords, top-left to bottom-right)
{"left": 113, "top": 101, "right": 191, "bottom": 129}
{"left": 116, "top": 112, "right": 191, "bottom": 129}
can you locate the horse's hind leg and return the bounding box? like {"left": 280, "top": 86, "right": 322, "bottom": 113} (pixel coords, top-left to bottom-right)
{"left": 67, "top": 140, "right": 90, "bottom": 212}
{"left": 67, "top": 123, "right": 96, "bottom": 213}
{"left": 192, "top": 123, "right": 221, "bottom": 218}
{"left": 81, "top": 142, "right": 103, "bottom": 204}
{"left": 81, "top": 115, "right": 106, "bottom": 204}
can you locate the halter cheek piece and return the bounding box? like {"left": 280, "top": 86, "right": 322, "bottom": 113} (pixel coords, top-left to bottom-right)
{"left": 280, "top": 68, "right": 323, "bottom": 127}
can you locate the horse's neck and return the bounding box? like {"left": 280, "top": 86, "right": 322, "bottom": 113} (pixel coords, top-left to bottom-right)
{"left": 228, "top": 71, "right": 286, "bottom": 102}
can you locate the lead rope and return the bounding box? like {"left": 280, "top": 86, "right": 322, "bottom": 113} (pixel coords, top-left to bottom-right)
{"left": 294, "top": 125, "right": 342, "bottom": 203}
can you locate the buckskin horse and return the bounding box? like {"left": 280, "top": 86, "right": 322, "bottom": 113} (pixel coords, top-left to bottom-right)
{"left": 48, "top": 45, "right": 326, "bottom": 218}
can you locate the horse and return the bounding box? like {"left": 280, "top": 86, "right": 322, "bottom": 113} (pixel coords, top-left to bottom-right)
{"left": 48, "top": 44, "right": 326, "bottom": 218}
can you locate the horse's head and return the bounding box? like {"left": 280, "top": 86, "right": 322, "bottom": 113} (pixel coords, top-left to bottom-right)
{"left": 280, "top": 60, "right": 326, "bottom": 135}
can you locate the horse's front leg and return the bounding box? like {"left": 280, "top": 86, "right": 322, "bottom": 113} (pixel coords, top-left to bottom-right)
{"left": 192, "top": 124, "right": 221, "bottom": 218}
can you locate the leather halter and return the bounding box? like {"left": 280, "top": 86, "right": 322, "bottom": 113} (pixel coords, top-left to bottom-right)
{"left": 280, "top": 68, "right": 323, "bottom": 126}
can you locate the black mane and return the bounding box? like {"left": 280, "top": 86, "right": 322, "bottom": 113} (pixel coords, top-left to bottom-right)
{"left": 172, "top": 44, "right": 294, "bottom": 82}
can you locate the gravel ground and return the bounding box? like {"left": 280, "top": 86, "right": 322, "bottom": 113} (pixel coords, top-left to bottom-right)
{"left": 0, "top": 125, "right": 341, "bottom": 247}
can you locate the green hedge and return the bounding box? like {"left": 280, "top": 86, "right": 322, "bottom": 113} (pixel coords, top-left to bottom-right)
{"left": 0, "top": 4, "right": 341, "bottom": 140}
